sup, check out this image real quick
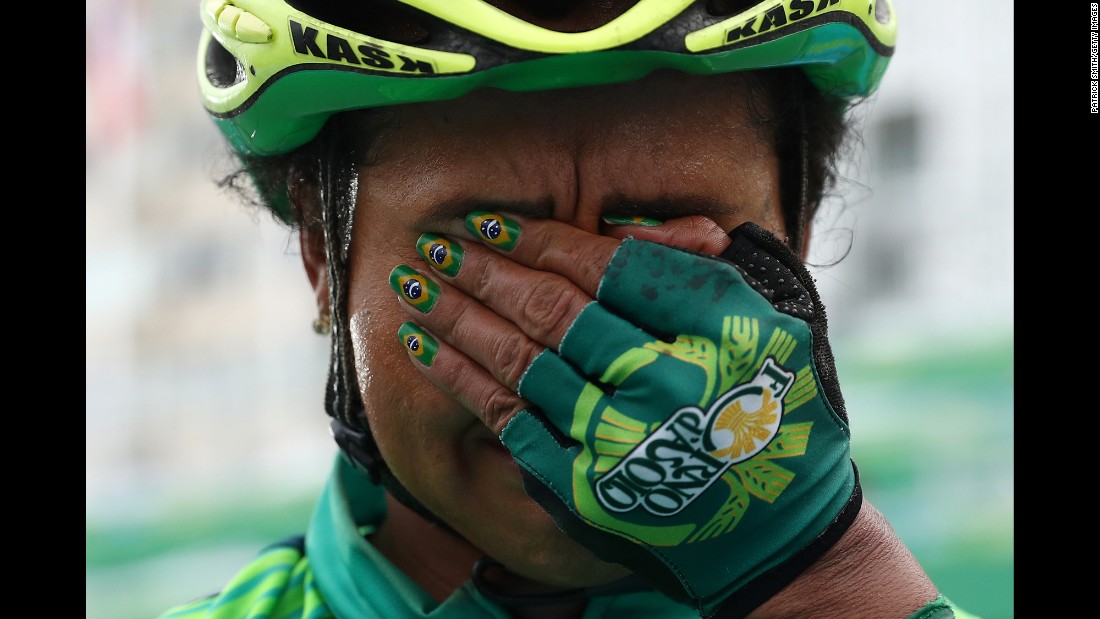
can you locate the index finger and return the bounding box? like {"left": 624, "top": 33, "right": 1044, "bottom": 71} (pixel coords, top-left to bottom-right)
{"left": 465, "top": 211, "right": 618, "bottom": 298}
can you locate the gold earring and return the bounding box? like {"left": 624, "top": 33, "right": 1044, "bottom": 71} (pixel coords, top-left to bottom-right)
{"left": 312, "top": 313, "right": 332, "bottom": 335}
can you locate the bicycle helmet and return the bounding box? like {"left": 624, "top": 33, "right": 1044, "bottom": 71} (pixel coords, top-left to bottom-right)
{"left": 199, "top": 0, "right": 895, "bottom": 220}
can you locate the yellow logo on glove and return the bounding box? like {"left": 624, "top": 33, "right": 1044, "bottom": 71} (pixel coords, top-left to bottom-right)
{"left": 569, "top": 316, "right": 823, "bottom": 546}
{"left": 595, "top": 358, "right": 793, "bottom": 517}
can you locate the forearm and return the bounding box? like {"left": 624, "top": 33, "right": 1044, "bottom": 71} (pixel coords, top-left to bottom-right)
{"left": 746, "top": 498, "right": 939, "bottom": 619}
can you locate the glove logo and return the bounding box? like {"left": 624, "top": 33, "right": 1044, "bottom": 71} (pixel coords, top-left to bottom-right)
{"left": 595, "top": 358, "right": 794, "bottom": 517}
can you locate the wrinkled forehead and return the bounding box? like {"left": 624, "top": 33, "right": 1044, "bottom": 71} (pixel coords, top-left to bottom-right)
{"left": 350, "top": 69, "right": 783, "bottom": 236}
{"left": 362, "top": 69, "right": 773, "bottom": 163}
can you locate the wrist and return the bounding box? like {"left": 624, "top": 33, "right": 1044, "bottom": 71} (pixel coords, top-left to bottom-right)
{"left": 745, "top": 499, "right": 939, "bottom": 619}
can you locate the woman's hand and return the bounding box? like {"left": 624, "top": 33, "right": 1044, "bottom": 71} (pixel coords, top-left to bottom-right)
{"left": 388, "top": 213, "right": 730, "bottom": 433}
{"left": 388, "top": 212, "right": 860, "bottom": 619}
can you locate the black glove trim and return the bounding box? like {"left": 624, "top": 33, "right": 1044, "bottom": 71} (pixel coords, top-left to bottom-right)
{"left": 719, "top": 222, "right": 847, "bottom": 425}
{"left": 523, "top": 462, "right": 862, "bottom": 618}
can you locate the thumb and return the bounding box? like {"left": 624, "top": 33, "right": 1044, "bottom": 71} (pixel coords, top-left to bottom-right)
{"left": 600, "top": 215, "right": 731, "bottom": 256}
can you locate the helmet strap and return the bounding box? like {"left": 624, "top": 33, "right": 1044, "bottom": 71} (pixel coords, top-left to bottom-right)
{"left": 793, "top": 93, "right": 810, "bottom": 256}
{"left": 782, "top": 74, "right": 810, "bottom": 256}
{"left": 315, "top": 125, "right": 464, "bottom": 540}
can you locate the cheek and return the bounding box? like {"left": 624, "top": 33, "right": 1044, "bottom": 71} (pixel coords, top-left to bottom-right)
{"left": 347, "top": 268, "right": 435, "bottom": 428}
{"left": 347, "top": 285, "right": 462, "bottom": 505}
{"left": 343, "top": 231, "right": 473, "bottom": 468}
{"left": 347, "top": 296, "right": 412, "bottom": 425}
{"left": 346, "top": 213, "right": 423, "bottom": 403}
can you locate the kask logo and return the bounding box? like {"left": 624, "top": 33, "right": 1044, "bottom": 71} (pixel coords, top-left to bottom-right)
{"left": 595, "top": 358, "right": 794, "bottom": 517}
{"left": 288, "top": 19, "right": 436, "bottom": 73}
{"left": 725, "top": 0, "right": 842, "bottom": 44}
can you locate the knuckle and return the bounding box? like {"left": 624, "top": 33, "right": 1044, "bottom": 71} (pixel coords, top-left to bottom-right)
{"left": 533, "top": 236, "right": 608, "bottom": 295}
{"left": 480, "top": 384, "right": 524, "bottom": 434}
{"left": 446, "top": 300, "right": 478, "bottom": 341}
{"left": 561, "top": 243, "right": 608, "bottom": 293}
{"left": 492, "top": 332, "right": 543, "bottom": 389}
{"left": 685, "top": 214, "right": 715, "bottom": 228}
{"left": 519, "top": 277, "right": 579, "bottom": 344}
{"left": 472, "top": 258, "right": 495, "bottom": 298}
{"left": 581, "top": 255, "right": 607, "bottom": 292}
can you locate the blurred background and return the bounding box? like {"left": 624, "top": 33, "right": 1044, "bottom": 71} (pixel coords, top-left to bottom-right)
{"left": 86, "top": 2, "right": 1014, "bottom": 618}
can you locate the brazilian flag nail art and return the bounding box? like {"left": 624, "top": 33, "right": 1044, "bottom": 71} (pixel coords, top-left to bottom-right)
{"left": 466, "top": 211, "right": 519, "bottom": 251}
{"left": 389, "top": 265, "right": 439, "bottom": 313}
{"left": 601, "top": 215, "right": 663, "bottom": 227}
{"left": 416, "top": 233, "right": 464, "bottom": 276}
{"left": 397, "top": 322, "right": 437, "bottom": 366}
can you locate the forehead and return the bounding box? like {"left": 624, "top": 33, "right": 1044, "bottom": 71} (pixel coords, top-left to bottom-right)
{"left": 367, "top": 70, "right": 771, "bottom": 152}
{"left": 356, "top": 70, "right": 781, "bottom": 230}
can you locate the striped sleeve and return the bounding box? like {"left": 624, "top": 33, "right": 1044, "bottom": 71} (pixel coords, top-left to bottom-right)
{"left": 906, "top": 595, "right": 984, "bottom": 619}
{"left": 156, "top": 536, "right": 334, "bottom": 619}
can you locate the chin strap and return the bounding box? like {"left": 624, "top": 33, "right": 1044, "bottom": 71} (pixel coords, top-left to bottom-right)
{"left": 333, "top": 415, "right": 655, "bottom": 607}
{"left": 329, "top": 418, "right": 386, "bottom": 484}
{"left": 330, "top": 418, "right": 465, "bottom": 539}
{"left": 314, "top": 122, "right": 467, "bottom": 543}
{"left": 471, "top": 556, "right": 655, "bottom": 608}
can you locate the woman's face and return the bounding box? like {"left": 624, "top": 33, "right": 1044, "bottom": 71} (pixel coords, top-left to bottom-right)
{"left": 342, "top": 70, "right": 785, "bottom": 587}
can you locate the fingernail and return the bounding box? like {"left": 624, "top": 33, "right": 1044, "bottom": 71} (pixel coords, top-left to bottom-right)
{"left": 466, "top": 211, "right": 520, "bottom": 251}
{"left": 398, "top": 322, "right": 438, "bottom": 366}
{"left": 416, "top": 233, "right": 464, "bottom": 277}
{"left": 389, "top": 265, "right": 439, "bottom": 313}
{"left": 601, "top": 215, "right": 663, "bottom": 227}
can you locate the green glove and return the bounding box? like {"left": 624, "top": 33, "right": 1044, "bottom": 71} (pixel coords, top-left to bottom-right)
{"left": 500, "top": 222, "right": 861, "bottom": 618}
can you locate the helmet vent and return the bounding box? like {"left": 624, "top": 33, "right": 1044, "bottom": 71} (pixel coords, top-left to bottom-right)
{"left": 874, "top": 0, "right": 891, "bottom": 24}
{"left": 706, "top": 0, "right": 766, "bottom": 17}
{"left": 204, "top": 35, "right": 245, "bottom": 88}
{"left": 483, "top": 0, "right": 640, "bottom": 29}
{"left": 286, "top": 0, "right": 431, "bottom": 44}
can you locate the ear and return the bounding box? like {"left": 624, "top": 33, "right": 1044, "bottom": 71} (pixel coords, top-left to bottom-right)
{"left": 289, "top": 176, "right": 330, "bottom": 316}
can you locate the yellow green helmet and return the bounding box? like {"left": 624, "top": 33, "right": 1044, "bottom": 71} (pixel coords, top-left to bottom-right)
{"left": 198, "top": 0, "right": 897, "bottom": 159}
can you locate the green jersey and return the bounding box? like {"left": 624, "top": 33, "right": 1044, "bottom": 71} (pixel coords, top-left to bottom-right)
{"left": 157, "top": 455, "right": 697, "bottom": 619}
{"left": 157, "top": 455, "right": 978, "bottom": 619}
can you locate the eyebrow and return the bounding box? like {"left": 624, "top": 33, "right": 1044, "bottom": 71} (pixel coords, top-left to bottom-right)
{"left": 412, "top": 193, "right": 738, "bottom": 228}
{"left": 599, "top": 195, "right": 740, "bottom": 220}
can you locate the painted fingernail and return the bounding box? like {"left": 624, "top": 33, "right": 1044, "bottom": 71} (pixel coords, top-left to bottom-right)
{"left": 601, "top": 215, "right": 663, "bottom": 227}
{"left": 398, "top": 322, "right": 438, "bottom": 366}
{"left": 416, "top": 233, "right": 464, "bottom": 276}
{"left": 466, "top": 211, "right": 520, "bottom": 251}
{"left": 389, "top": 265, "right": 439, "bottom": 313}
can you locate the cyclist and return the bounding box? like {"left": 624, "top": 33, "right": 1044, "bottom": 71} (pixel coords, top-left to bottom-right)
{"left": 163, "top": 1, "right": 981, "bottom": 617}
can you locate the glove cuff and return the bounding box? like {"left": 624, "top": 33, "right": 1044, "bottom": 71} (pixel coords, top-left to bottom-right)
{"left": 708, "top": 463, "right": 862, "bottom": 619}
